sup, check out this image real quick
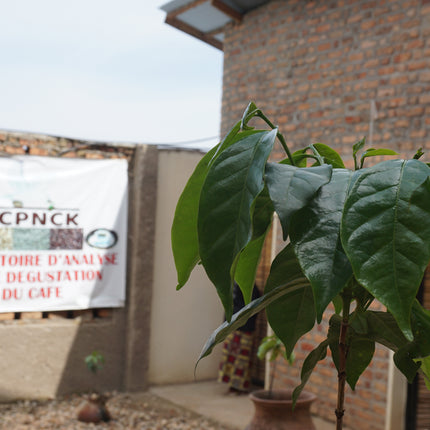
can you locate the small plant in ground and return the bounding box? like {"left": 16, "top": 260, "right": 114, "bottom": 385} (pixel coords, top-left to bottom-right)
{"left": 257, "top": 334, "right": 294, "bottom": 398}
{"left": 172, "top": 102, "right": 430, "bottom": 429}
{"left": 78, "top": 351, "right": 111, "bottom": 423}
{"left": 85, "top": 351, "right": 105, "bottom": 374}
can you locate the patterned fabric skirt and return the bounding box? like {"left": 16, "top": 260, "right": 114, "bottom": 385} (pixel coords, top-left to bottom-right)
{"left": 218, "top": 330, "right": 253, "bottom": 392}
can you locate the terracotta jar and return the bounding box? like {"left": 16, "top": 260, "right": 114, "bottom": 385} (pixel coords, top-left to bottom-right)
{"left": 77, "top": 393, "right": 111, "bottom": 424}
{"left": 245, "top": 389, "right": 316, "bottom": 430}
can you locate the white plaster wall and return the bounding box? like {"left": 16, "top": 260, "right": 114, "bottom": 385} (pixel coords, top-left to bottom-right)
{"left": 149, "top": 149, "right": 223, "bottom": 384}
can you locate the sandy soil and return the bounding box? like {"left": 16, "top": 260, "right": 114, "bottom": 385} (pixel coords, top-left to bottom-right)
{"left": 0, "top": 391, "right": 235, "bottom": 430}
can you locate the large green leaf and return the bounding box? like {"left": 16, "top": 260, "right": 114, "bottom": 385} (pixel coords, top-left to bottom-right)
{"left": 292, "top": 339, "right": 330, "bottom": 407}
{"left": 249, "top": 185, "right": 275, "bottom": 239}
{"left": 171, "top": 122, "right": 260, "bottom": 290}
{"left": 171, "top": 144, "right": 219, "bottom": 290}
{"left": 409, "top": 300, "right": 430, "bottom": 357}
{"left": 341, "top": 159, "right": 430, "bottom": 340}
{"left": 366, "top": 312, "right": 419, "bottom": 382}
{"left": 196, "top": 277, "right": 309, "bottom": 364}
{"left": 365, "top": 311, "right": 407, "bottom": 351}
{"left": 290, "top": 169, "right": 354, "bottom": 321}
{"left": 362, "top": 302, "right": 430, "bottom": 382}
{"left": 234, "top": 233, "right": 269, "bottom": 304}
{"left": 395, "top": 301, "right": 430, "bottom": 380}
{"left": 265, "top": 244, "right": 315, "bottom": 357}
{"left": 211, "top": 122, "right": 261, "bottom": 163}
{"left": 328, "top": 315, "right": 375, "bottom": 390}
{"left": 198, "top": 130, "right": 277, "bottom": 319}
{"left": 234, "top": 187, "right": 274, "bottom": 303}
{"left": 394, "top": 346, "right": 421, "bottom": 382}
{"left": 265, "top": 163, "right": 332, "bottom": 240}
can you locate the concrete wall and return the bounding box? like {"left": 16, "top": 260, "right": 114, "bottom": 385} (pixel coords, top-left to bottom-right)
{"left": 0, "top": 141, "right": 157, "bottom": 400}
{"left": 148, "top": 149, "right": 223, "bottom": 385}
{"left": 0, "top": 132, "right": 222, "bottom": 399}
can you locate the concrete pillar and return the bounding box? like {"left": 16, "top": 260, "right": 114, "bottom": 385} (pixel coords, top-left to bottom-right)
{"left": 124, "top": 144, "right": 159, "bottom": 391}
{"left": 385, "top": 351, "right": 407, "bottom": 430}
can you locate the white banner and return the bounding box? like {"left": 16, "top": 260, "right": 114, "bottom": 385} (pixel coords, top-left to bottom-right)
{"left": 0, "top": 155, "right": 128, "bottom": 312}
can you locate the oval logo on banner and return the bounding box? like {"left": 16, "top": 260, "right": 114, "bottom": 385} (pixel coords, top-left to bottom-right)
{"left": 86, "top": 229, "right": 118, "bottom": 249}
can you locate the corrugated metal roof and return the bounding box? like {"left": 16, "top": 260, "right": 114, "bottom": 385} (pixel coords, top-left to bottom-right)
{"left": 161, "top": 0, "right": 270, "bottom": 50}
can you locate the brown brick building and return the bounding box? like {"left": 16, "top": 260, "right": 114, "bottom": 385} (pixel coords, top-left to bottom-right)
{"left": 162, "top": 1, "right": 430, "bottom": 429}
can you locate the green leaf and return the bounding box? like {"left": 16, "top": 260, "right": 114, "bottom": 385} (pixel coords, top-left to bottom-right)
{"left": 312, "top": 143, "right": 346, "bottom": 168}
{"left": 250, "top": 185, "right": 275, "bottom": 239}
{"left": 352, "top": 282, "right": 374, "bottom": 311}
{"left": 365, "top": 311, "right": 408, "bottom": 351}
{"left": 241, "top": 101, "right": 259, "bottom": 130}
{"left": 332, "top": 295, "right": 343, "bottom": 314}
{"left": 353, "top": 137, "right": 366, "bottom": 170}
{"left": 345, "top": 338, "right": 375, "bottom": 390}
{"left": 341, "top": 159, "right": 430, "bottom": 340}
{"left": 292, "top": 339, "right": 329, "bottom": 407}
{"left": 360, "top": 148, "right": 398, "bottom": 168}
{"left": 392, "top": 301, "right": 430, "bottom": 382}
{"left": 196, "top": 277, "right": 309, "bottom": 364}
{"left": 290, "top": 169, "right": 354, "bottom": 321}
{"left": 413, "top": 148, "right": 424, "bottom": 160}
{"left": 171, "top": 144, "right": 219, "bottom": 290}
{"left": 280, "top": 149, "right": 310, "bottom": 167}
{"left": 172, "top": 122, "right": 260, "bottom": 290}
{"left": 198, "top": 130, "right": 277, "bottom": 319}
{"left": 85, "top": 351, "right": 105, "bottom": 374}
{"left": 265, "top": 244, "right": 315, "bottom": 357}
{"left": 360, "top": 310, "right": 419, "bottom": 382}
{"left": 393, "top": 300, "right": 430, "bottom": 381}
{"left": 234, "top": 187, "right": 274, "bottom": 303}
{"left": 257, "top": 336, "right": 278, "bottom": 361}
{"left": 257, "top": 334, "right": 286, "bottom": 362}
{"left": 409, "top": 300, "right": 430, "bottom": 358}
{"left": 420, "top": 356, "right": 430, "bottom": 390}
{"left": 328, "top": 315, "right": 375, "bottom": 390}
{"left": 235, "top": 233, "right": 268, "bottom": 304}
{"left": 350, "top": 311, "right": 368, "bottom": 335}
{"left": 265, "top": 163, "right": 332, "bottom": 240}
{"left": 364, "top": 303, "right": 430, "bottom": 382}
{"left": 394, "top": 346, "right": 421, "bottom": 382}
{"left": 211, "top": 124, "right": 262, "bottom": 168}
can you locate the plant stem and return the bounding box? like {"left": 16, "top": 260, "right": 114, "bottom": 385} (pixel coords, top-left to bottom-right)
{"left": 268, "top": 359, "right": 277, "bottom": 399}
{"left": 256, "top": 111, "right": 295, "bottom": 165}
{"left": 335, "top": 293, "right": 351, "bottom": 430}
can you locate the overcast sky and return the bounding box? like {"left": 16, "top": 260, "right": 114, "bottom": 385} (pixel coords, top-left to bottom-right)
{"left": 0, "top": 0, "right": 223, "bottom": 150}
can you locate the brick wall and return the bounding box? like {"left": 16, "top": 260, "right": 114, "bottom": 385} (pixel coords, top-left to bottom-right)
{"left": 0, "top": 130, "right": 135, "bottom": 160}
{"left": 220, "top": 0, "right": 430, "bottom": 428}
{"left": 221, "top": 0, "right": 430, "bottom": 163}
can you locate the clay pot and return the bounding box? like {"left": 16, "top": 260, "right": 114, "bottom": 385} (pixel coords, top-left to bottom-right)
{"left": 245, "top": 389, "right": 316, "bottom": 430}
{"left": 77, "top": 393, "right": 111, "bottom": 423}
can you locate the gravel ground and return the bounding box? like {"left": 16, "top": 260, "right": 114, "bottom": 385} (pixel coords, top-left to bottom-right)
{"left": 0, "top": 392, "right": 235, "bottom": 430}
